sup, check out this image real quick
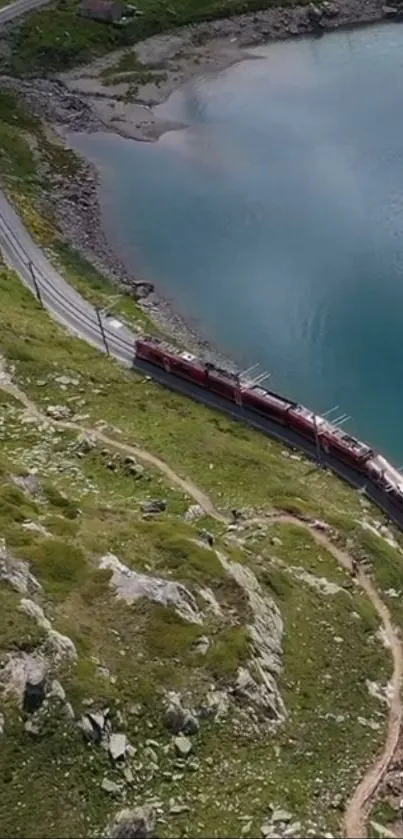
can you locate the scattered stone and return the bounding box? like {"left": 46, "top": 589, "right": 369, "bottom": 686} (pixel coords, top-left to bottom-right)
{"left": 382, "top": 4, "right": 398, "bottom": 15}
{"left": 283, "top": 823, "right": 302, "bottom": 837}
{"left": 101, "top": 778, "right": 122, "bottom": 795}
{"left": 141, "top": 499, "right": 167, "bottom": 514}
{"left": 165, "top": 692, "right": 199, "bottom": 735}
{"left": 48, "top": 679, "right": 66, "bottom": 702}
{"left": 24, "top": 717, "right": 41, "bottom": 735}
{"left": 46, "top": 404, "right": 72, "bottom": 420}
{"left": 169, "top": 803, "right": 191, "bottom": 815}
{"left": 109, "top": 733, "right": 128, "bottom": 761}
{"left": 77, "top": 715, "right": 100, "bottom": 742}
{"left": 271, "top": 809, "right": 293, "bottom": 824}
{"left": 174, "top": 735, "right": 193, "bottom": 758}
{"left": 64, "top": 702, "right": 75, "bottom": 721}
{"left": 123, "top": 766, "right": 134, "bottom": 784}
{"left": 193, "top": 635, "right": 210, "bottom": 655}
{"left": 322, "top": 0, "right": 340, "bottom": 16}
{"left": 184, "top": 504, "right": 204, "bottom": 521}
{"left": 88, "top": 710, "right": 106, "bottom": 733}
{"left": 108, "top": 805, "right": 156, "bottom": 838}
{"left": 331, "top": 793, "right": 344, "bottom": 809}
{"left": 200, "top": 688, "right": 229, "bottom": 719}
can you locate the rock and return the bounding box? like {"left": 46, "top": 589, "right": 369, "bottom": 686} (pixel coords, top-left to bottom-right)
{"left": 0, "top": 545, "right": 41, "bottom": 594}
{"left": 109, "top": 805, "right": 156, "bottom": 838}
{"left": 123, "top": 766, "right": 134, "bottom": 784}
{"left": 271, "top": 537, "right": 283, "bottom": 547}
{"left": 271, "top": 809, "right": 293, "bottom": 824}
{"left": 193, "top": 635, "right": 210, "bottom": 655}
{"left": 76, "top": 432, "right": 96, "bottom": 453}
{"left": 382, "top": 3, "right": 398, "bottom": 14}
{"left": 64, "top": 702, "right": 75, "bottom": 721}
{"left": 0, "top": 712, "right": 5, "bottom": 734}
{"left": 218, "top": 550, "right": 285, "bottom": 722}
{"left": 48, "top": 679, "right": 66, "bottom": 702}
{"left": 45, "top": 630, "right": 77, "bottom": 663}
{"left": 141, "top": 499, "right": 167, "bottom": 514}
{"left": 174, "top": 735, "right": 193, "bottom": 758}
{"left": 331, "top": 793, "right": 344, "bottom": 809}
{"left": 307, "top": 2, "right": 323, "bottom": 23}
{"left": 101, "top": 777, "right": 122, "bottom": 795}
{"left": 322, "top": 1, "right": 339, "bottom": 16}
{"left": 99, "top": 554, "right": 202, "bottom": 624}
{"left": 77, "top": 715, "right": 100, "bottom": 742}
{"left": 200, "top": 688, "right": 229, "bottom": 719}
{"left": 46, "top": 404, "right": 72, "bottom": 420}
{"left": 184, "top": 504, "right": 204, "bottom": 522}
{"left": 109, "top": 733, "right": 128, "bottom": 761}
{"left": 12, "top": 473, "right": 42, "bottom": 498}
{"left": 55, "top": 375, "right": 79, "bottom": 386}
{"left": 165, "top": 693, "right": 199, "bottom": 735}
{"left": 88, "top": 710, "right": 106, "bottom": 733}
{"left": 19, "top": 598, "right": 51, "bottom": 631}
{"left": 283, "top": 824, "right": 302, "bottom": 838}
{"left": 198, "top": 529, "right": 215, "bottom": 547}
{"left": 169, "top": 803, "right": 191, "bottom": 815}
{"left": 25, "top": 717, "right": 41, "bottom": 735}
{"left": 23, "top": 659, "right": 47, "bottom": 713}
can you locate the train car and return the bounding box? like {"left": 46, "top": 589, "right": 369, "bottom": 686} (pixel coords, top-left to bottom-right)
{"left": 242, "top": 384, "right": 295, "bottom": 424}
{"left": 136, "top": 339, "right": 207, "bottom": 387}
{"left": 322, "top": 429, "right": 373, "bottom": 471}
{"left": 287, "top": 405, "right": 318, "bottom": 442}
{"left": 205, "top": 363, "right": 243, "bottom": 405}
{"left": 367, "top": 455, "right": 403, "bottom": 510}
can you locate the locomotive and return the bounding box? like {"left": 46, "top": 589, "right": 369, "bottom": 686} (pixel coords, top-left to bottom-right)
{"left": 135, "top": 337, "right": 403, "bottom": 512}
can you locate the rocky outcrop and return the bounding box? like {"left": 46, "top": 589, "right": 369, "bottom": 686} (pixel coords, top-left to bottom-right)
{"left": 0, "top": 542, "right": 41, "bottom": 594}
{"left": 99, "top": 553, "right": 203, "bottom": 624}
{"left": 218, "top": 551, "right": 285, "bottom": 723}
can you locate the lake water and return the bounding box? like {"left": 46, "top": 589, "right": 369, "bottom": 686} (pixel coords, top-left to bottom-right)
{"left": 71, "top": 22, "right": 403, "bottom": 462}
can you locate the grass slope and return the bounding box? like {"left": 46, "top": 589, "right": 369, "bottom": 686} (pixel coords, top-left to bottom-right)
{"left": 0, "top": 261, "right": 399, "bottom": 838}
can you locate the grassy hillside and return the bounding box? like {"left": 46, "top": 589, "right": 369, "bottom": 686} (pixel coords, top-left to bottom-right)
{"left": 1, "top": 85, "right": 403, "bottom": 839}
{"left": 0, "top": 257, "right": 402, "bottom": 838}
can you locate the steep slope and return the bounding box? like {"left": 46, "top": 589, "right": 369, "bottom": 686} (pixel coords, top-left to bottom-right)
{"left": 0, "top": 266, "right": 402, "bottom": 838}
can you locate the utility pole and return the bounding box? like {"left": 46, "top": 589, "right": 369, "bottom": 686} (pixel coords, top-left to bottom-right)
{"left": 28, "top": 261, "right": 42, "bottom": 306}
{"left": 95, "top": 307, "right": 109, "bottom": 356}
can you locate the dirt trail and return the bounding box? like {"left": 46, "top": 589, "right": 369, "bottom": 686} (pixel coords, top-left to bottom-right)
{"left": 1, "top": 376, "right": 402, "bottom": 838}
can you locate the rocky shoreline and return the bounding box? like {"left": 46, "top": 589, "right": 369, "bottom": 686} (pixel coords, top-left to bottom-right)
{"left": 0, "top": 0, "right": 399, "bottom": 359}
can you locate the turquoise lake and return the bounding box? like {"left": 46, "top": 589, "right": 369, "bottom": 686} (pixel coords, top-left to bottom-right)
{"left": 71, "top": 22, "right": 403, "bottom": 462}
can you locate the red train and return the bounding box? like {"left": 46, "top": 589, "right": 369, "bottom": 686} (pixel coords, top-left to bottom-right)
{"left": 135, "top": 337, "right": 374, "bottom": 473}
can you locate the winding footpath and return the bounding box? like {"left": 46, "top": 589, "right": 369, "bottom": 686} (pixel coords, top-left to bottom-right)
{"left": 0, "top": 372, "right": 402, "bottom": 837}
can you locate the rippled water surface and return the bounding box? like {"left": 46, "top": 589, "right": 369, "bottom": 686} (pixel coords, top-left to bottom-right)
{"left": 71, "top": 23, "right": 403, "bottom": 460}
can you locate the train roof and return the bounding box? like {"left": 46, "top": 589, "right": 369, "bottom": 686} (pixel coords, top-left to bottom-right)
{"left": 246, "top": 383, "right": 295, "bottom": 409}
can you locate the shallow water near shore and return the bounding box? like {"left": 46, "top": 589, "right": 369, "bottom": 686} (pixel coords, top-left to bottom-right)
{"left": 70, "top": 21, "right": 403, "bottom": 462}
